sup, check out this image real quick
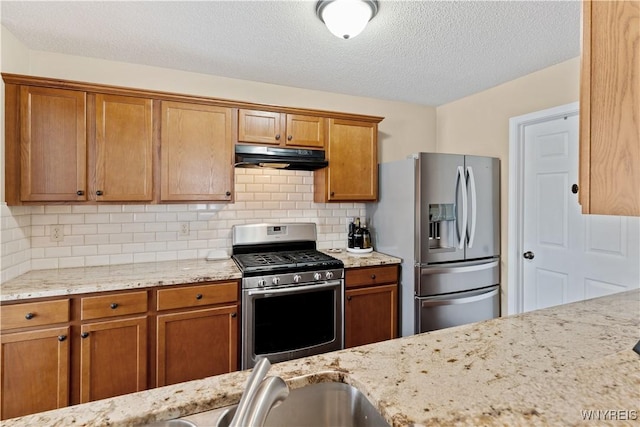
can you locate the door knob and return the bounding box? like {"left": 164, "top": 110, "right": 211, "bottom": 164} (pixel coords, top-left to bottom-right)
{"left": 523, "top": 251, "right": 535, "bottom": 260}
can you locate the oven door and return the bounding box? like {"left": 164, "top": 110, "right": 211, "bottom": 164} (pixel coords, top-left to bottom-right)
{"left": 242, "top": 280, "right": 344, "bottom": 369}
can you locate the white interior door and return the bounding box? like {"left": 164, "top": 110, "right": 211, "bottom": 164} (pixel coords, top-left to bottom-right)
{"left": 522, "top": 114, "right": 639, "bottom": 312}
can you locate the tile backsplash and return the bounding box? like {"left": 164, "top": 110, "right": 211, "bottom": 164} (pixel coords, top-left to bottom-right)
{"left": 0, "top": 169, "right": 366, "bottom": 283}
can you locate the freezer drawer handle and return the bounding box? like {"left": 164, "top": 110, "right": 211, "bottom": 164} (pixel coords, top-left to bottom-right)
{"left": 420, "top": 287, "right": 499, "bottom": 307}
{"left": 421, "top": 260, "right": 499, "bottom": 275}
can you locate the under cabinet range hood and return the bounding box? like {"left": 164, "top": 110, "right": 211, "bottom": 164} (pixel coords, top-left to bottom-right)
{"left": 234, "top": 144, "right": 328, "bottom": 171}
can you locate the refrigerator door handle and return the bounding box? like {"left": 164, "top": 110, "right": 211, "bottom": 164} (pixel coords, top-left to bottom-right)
{"left": 419, "top": 287, "right": 499, "bottom": 307}
{"left": 457, "top": 166, "right": 468, "bottom": 249}
{"left": 466, "top": 166, "right": 477, "bottom": 248}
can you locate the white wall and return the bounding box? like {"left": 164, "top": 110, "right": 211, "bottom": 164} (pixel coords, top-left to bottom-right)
{"left": 436, "top": 57, "right": 581, "bottom": 313}
{"left": 1, "top": 26, "right": 32, "bottom": 281}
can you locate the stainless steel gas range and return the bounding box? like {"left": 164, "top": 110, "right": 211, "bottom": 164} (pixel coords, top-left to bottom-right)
{"left": 231, "top": 223, "right": 344, "bottom": 369}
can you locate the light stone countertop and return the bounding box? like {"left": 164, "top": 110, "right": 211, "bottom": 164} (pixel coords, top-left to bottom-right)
{"left": 0, "top": 258, "right": 242, "bottom": 302}
{"left": 3, "top": 289, "right": 639, "bottom": 427}
{"left": 0, "top": 251, "right": 400, "bottom": 302}
{"left": 321, "top": 249, "right": 401, "bottom": 268}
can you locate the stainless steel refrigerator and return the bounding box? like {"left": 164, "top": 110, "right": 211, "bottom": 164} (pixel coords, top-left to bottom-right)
{"left": 368, "top": 153, "right": 500, "bottom": 336}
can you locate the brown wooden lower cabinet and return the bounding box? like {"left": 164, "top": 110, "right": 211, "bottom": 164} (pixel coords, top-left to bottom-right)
{"left": 345, "top": 284, "right": 398, "bottom": 348}
{"left": 156, "top": 305, "right": 238, "bottom": 387}
{"left": 0, "top": 327, "right": 70, "bottom": 420}
{"left": 79, "top": 316, "right": 147, "bottom": 403}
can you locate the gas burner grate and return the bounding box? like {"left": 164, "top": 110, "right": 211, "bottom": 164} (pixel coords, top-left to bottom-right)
{"left": 232, "top": 249, "right": 343, "bottom": 275}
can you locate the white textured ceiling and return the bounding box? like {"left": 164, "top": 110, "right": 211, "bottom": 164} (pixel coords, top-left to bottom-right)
{"left": 0, "top": 0, "right": 581, "bottom": 106}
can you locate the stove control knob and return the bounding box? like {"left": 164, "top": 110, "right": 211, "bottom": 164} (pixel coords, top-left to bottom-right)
{"left": 257, "top": 279, "right": 267, "bottom": 287}
{"left": 313, "top": 272, "right": 322, "bottom": 281}
{"left": 326, "top": 271, "right": 334, "bottom": 280}
{"left": 293, "top": 274, "right": 302, "bottom": 283}
{"left": 272, "top": 277, "right": 281, "bottom": 286}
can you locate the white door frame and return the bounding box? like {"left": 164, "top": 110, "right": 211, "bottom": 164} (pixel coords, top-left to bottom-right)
{"left": 507, "top": 101, "right": 579, "bottom": 315}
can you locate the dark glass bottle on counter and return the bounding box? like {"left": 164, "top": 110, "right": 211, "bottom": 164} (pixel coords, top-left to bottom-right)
{"left": 348, "top": 218, "right": 355, "bottom": 248}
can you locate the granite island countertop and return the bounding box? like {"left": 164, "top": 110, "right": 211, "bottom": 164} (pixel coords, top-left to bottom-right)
{"left": 0, "top": 251, "right": 400, "bottom": 302}
{"left": 4, "top": 289, "right": 639, "bottom": 427}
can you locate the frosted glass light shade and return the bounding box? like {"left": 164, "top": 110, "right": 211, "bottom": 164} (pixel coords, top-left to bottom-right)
{"left": 316, "top": 0, "right": 378, "bottom": 40}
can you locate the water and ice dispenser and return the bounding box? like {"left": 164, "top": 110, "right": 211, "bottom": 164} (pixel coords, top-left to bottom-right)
{"left": 428, "top": 203, "right": 456, "bottom": 250}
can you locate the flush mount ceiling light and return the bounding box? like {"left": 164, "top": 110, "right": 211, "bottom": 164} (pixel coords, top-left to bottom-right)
{"left": 316, "top": 0, "right": 379, "bottom": 40}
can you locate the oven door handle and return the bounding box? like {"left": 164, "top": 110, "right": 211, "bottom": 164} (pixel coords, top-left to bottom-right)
{"left": 246, "top": 281, "right": 342, "bottom": 296}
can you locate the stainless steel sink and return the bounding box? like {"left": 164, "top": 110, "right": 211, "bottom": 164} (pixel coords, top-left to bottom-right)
{"left": 147, "top": 382, "right": 390, "bottom": 427}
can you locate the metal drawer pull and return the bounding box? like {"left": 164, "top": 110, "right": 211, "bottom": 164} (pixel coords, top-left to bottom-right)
{"left": 25, "top": 312, "right": 35, "bottom": 320}
{"left": 110, "top": 303, "right": 118, "bottom": 309}
{"left": 420, "top": 287, "right": 499, "bottom": 307}
{"left": 370, "top": 274, "right": 376, "bottom": 279}
{"left": 196, "top": 294, "right": 203, "bottom": 300}
{"left": 421, "top": 260, "right": 499, "bottom": 275}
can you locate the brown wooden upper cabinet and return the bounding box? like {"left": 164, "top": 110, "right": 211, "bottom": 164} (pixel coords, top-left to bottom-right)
{"left": 160, "top": 101, "right": 234, "bottom": 202}
{"left": 17, "top": 86, "right": 87, "bottom": 202}
{"left": 5, "top": 85, "right": 154, "bottom": 204}
{"left": 92, "top": 94, "right": 153, "bottom": 201}
{"left": 579, "top": 0, "right": 640, "bottom": 216}
{"left": 238, "top": 109, "right": 325, "bottom": 149}
{"left": 314, "top": 119, "right": 378, "bottom": 202}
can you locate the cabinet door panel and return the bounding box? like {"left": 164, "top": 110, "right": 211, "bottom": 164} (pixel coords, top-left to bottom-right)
{"left": 1, "top": 327, "right": 70, "bottom": 420}
{"left": 238, "top": 109, "right": 282, "bottom": 145}
{"left": 345, "top": 284, "right": 397, "bottom": 348}
{"left": 580, "top": 0, "right": 640, "bottom": 215}
{"left": 95, "top": 94, "right": 153, "bottom": 201}
{"left": 161, "top": 102, "right": 233, "bottom": 201}
{"left": 79, "top": 317, "right": 147, "bottom": 403}
{"left": 20, "top": 86, "right": 86, "bottom": 201}
{"left": 317, "top": 119, "right": 378, "bottom": 202}
{"left": 156, "top": 305, "right": 238, "bottom": 386}
{"left": 285, "top": 114, "right": 325, "bottom": 148}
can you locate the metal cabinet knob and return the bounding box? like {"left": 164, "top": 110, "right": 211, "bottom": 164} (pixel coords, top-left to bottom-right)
{"left": 330, "top": 192, "right": 335, "bottom": 197}
{"left": 371, "top": 274, "right": 376, "bottom": 280}
{"left": 275, "top": 134, "right": 281, "bottom": 140}
{"left": 523, "top": 251, "right": 535, "bottom": 260}
{"left": 76, "top": 190, "right": 84, "bottom": 196}
{"left": 226, "top": 191, "right": 231, "bottom": 197}
{"left": 58, "top": 335, "right": 67, "bottom": 342}
{"left": 25, "top": 312, "right": 34, "bottom": 320}
{"left": 96, "top": 190, "right": 103, "bottom": 196}
{"left": 287, "top": 135, "right": 293, "bottom": 141}
{"left": 347, "top": 296, "right": 352, "bottom": 301}
{"left": 81, "top": 332, "right": 90, "bottom": 339}
{"left": 231, "top": 312, "right": 237, "bottom": 318}
{"left": 110, "top": 303, "right": 118, "bottom": 309}
{"left": 196, "top": 293, "right": 203, "bottom": 300}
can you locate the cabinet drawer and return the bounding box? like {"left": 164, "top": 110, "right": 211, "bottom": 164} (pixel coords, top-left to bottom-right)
{"left": 157, "top": 282, "right": 238, "bottom": 311}
{"left": 345, "top": 265, "right": 398, "bottom": 289}
{"left": 0, "top": 299, "right": 70, "bottom": 331}
{"left": 81, "top": 291, "right": 148, "bottom": 321}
